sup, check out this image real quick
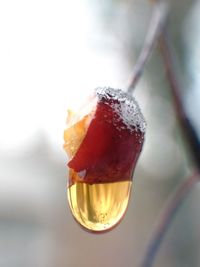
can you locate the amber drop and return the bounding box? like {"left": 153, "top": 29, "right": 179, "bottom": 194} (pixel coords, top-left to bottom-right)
{"left": 64, "top": 87, "right": 146, "bottom": 233}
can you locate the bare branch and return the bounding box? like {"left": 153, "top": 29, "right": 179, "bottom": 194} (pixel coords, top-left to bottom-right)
{"left": 139, "top": 3, "right": 200, "bottom": 264}
{"left": 159, "top": 32, "right": 200, "bottom": 168}
{"left": 140, "top": 170, "right": 200, "bottom": 267}
{"left": 127, "top": 1, "right": 169, "bottom": 93}
{"left": 125, "top": 0, "right": 200, "bottom": 266}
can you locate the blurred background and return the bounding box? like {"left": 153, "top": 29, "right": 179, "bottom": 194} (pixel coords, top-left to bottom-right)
{"left": 0, "top": 0, "right": 200, "bottom": 266}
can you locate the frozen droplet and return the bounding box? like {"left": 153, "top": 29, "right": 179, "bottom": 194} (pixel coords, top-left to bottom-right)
{"left": 64, "top": 87, "right": 146, "bottom": 233}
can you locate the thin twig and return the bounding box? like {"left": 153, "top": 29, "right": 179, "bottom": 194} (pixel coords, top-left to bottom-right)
{"left": 159, "top": 32, "right": 200, "bottom": 168}
{"left": 127, "top": 0, "right": 169, "bottom": 93}
{"left": 140, "top": 170, "right": 200, "bottom": 267}
{"left": 139, "top": 1, "right": 200, "bottom": 266}
{"left": 125, "top": 1, "right": 200, "bottom": 266}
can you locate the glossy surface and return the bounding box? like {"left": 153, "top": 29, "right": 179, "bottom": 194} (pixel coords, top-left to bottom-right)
{"left": 68, "top": 100, "right": 144, "bottom": 184}
{"left": 68, "top": 180, "right": 132, "bottom": 232}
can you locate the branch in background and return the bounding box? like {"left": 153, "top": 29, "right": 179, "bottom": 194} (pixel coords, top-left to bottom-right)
{"left": 127, "top": 0, "right": 200, "bottom": 164}
{"left": 125, "top": 0, "right": 200, "bottom": 265}
{"left": 138, "top": 1, "right": 200, "bottom": 266}
{"left": 127, "top": 1, "right": 169, "bottom": 93}
{"left": 140, "top": 170, "right": 200, "bottom": 267}
{"left": 159, "top": 32, "right": 200, "bottom": 168}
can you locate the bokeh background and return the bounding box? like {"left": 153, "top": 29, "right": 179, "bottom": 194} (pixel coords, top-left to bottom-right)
{"left": 0, "top": 0, "right": 200, "bottom": 266}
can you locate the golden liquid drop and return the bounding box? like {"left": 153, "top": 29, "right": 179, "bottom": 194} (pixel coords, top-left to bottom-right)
{"left": 67, "top": 180, "right": 132, "bottom": 233}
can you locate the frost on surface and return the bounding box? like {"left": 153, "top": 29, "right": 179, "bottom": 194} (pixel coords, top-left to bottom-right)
{"left": 95, "top": 87, "right": 146, "bottom": 133}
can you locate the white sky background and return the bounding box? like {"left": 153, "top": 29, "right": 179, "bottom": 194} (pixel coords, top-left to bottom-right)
{"left": 0, "top": 0, "right": 126, "bottom": 151}
{"left": 1, "top": 0, "right": 197, "bottom": 180}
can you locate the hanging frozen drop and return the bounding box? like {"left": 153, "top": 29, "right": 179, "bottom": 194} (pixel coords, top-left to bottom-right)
{"left": 63, "top": 87, "right": 146, "bottom": 233}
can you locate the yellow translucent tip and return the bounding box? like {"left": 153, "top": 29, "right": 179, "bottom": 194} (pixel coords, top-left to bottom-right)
{"left": 67, "top": 180, "right": 132, "bottom": 233}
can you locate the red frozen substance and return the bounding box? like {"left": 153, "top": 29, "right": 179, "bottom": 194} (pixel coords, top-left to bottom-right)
{"left": 67, "top": 87, "right": 146, "bottom": 184}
